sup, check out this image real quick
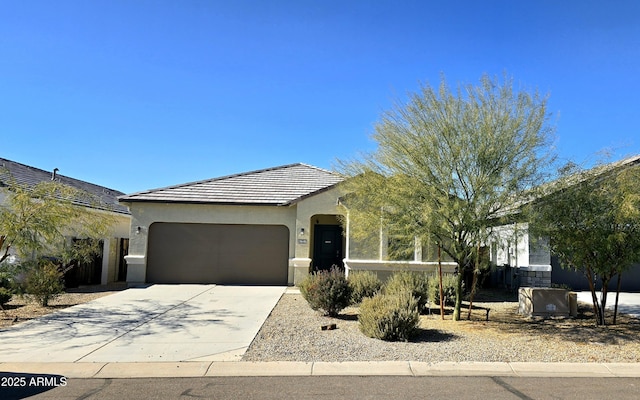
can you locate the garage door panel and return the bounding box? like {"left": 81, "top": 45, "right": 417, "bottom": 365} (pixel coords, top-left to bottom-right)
{"left": 147, "top": 223, "right": 289, "bottom": 285}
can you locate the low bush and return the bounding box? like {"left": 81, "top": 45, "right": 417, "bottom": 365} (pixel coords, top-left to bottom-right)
{"left": 348, "top": 270, "right": 382, "bottom": 304}
{"left": 0, "top": 272, "right": 13, "bottom": 306}
{"left": 383, "top": 271, "right": 430, "bottom": 311}
{"left": 358, "top": 292, "right": 420, "bottom": 341}
{"left": 24, "top": 259, "right": 64, "bottom": 307}
{"left": 0, "top": 287, "right": 11, "bottom": 307}
{"left": 299, "top": 268, "right": 352, "bottom": 317}
{"left": 428, "top": 273, "right": 459, "bottom": 306}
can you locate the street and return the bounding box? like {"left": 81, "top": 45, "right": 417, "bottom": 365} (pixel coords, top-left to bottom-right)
{"left": 6, "top": 376, "right": 640, "bottom": 400}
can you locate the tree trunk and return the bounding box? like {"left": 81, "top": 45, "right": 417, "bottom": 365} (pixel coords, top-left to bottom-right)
{"left": 466, "top": 271, "right": 478, "bottom": 320}
{"left": 600, "top": 278, "right": 609, "bottom": 326}
{"left": 0, "top": 235, "right": 10, "bottom": 264}
{"left": 453, "top": 272, "right": 464, "bottom": 321}
{"left": 613, "top": 272, "right": 622, "bottom": 325}
{"left": 438, "top": 244, "right": 444, "bottom": 320}
{"left": 467, "top": 242, "right": 481, "bottom": 320}
{"left": 585, "top": 268, "right": 603, "bottom": 325}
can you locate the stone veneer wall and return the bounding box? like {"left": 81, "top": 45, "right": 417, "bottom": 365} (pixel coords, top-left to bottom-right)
{"left": 519, "top": 266, "right": 552, "bottom": 287}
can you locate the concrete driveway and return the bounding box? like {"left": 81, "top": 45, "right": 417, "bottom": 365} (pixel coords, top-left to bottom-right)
{"left": 0, "top": 285, "right": 285, "bottom": 363}
{"left": 576, "top": 291, "right": 640, "bottom": 318}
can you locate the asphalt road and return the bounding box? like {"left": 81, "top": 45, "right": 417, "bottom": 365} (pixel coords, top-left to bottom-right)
{"left": 5, "top": 376, "right": 640, "bottom": 400}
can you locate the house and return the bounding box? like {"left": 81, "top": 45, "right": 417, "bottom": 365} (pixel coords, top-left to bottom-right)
{"left": 0, "top": 158, "right": 131, "bottom": 285}
{"left": 120, "top": 163, "right": 458, "bottom": 286}
{"left": 488, "top": 154, "right": 640, "bottom": 291}
{"left": 119, "top": 164, "right": 346, "bottom": 286}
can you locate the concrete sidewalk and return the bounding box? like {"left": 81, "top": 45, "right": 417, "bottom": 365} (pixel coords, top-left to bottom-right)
{"left": 2, "top": 361, "right": 640, "bottom": 378}
{"left": 2, "top": 287, "right": 640, "bottom": 379}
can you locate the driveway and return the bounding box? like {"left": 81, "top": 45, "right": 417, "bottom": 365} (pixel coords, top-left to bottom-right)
{"left": 576, "top": 291, "right": 640, "bottom": 318}
{"left": 0, "top": 285, "right": 285, "bottom": 363}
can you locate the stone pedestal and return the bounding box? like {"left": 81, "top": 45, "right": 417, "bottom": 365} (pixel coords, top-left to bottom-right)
{"left": 518, "top": 287, "right": 571, "bottom": 317}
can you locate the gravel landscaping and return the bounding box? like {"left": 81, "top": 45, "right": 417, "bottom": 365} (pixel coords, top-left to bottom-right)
{"left": 0, "top": 284, "right": 125, "bottom": 328}
{"left": 243, "top": 290, "right": 640, "bottom": 363}
{"left": 3, "top": 285, "right": 640, "bottom": 363}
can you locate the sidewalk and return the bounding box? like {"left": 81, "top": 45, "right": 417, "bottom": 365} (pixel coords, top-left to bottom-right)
{"left": 3, "top": 287, "right": 640, "bottom": 379}
{"left": 2, "top": 361, "right": 640, "bottom": 378}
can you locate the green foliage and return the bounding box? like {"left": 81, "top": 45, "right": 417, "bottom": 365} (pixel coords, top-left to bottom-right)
{"left": 338, "top": 74, "right": 555, "bottom": 320}
{"left": 0, "top": 272, "right": 12, "bottom": 306}
{"left": 24, "top": 260, "right": 64, "bottom": 307}
{"left": 528, "top": 160, "right": 640, "bottom": 325}
{"left": 358, "top": 292, "right": 420, "bottom": 341}
{"left": 0, "top": 266, "right": 16, "bottom": 305}
{"left": 0, "top": 177, "right": 115, "bottom": 265}
{"left": 0, "top": 287, "right": 12, "bottom": 306}
{"left": 348, "top": 270, "right": 382, "bottom": 304}
{"left": 428, "top": 273, "right": 458, "bottom": 306}
{"left": 299, "top": 268, "right": 352, "bottom": 317}
{"left": 383, "top": 271, "right": 430, "bottom": 312}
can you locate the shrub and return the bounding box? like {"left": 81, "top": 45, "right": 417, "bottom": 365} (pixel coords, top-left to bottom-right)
{"left": 358, "top": 292, "right": 420, "bottom": 341}
{"left": 383, "top": 271, "right": 430, "bottom": 311}
{"left": 0, "top": 268, "right": 15, "bottom": 306}
{"left": 348, "top": 270, "right": 382, "bottom": 304}
{"left": 299, "top": 268, "right": 352, "bottom": 317}
{"left": 24, "top": 259, "right": 64, "bottom": 307}
{"left": 0, "top": 287, "right": 11, "bottom": 306}
{"left": 428, "top": 273, "right": 459, "bottom": 306}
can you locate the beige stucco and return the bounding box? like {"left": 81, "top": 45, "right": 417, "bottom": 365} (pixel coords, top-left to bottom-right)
{"left": 100, "top": 212, "right": 131, "bottom": 284}
{"left": 122, "top": 186, "right": 346, "bottom": 286}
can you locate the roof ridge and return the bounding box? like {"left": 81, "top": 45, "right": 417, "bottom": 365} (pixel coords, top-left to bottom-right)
{"left": 119, "top": 163, "right": 344, "bottom": 204}
{"left": 297, "top": 162, "right": 338, "bottom": 176}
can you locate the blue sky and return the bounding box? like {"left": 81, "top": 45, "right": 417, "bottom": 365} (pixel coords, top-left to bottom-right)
{"left": 2, "top": 1, "right": 639, "bottom": 194}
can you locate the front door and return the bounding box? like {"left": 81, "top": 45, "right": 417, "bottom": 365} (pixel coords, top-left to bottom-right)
{"left": 313, "top": 225, "right": 344, "bottom": 271}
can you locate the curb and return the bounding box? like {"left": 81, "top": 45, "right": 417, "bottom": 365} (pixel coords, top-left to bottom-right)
{"left": 2, "top": 361, "right": 640, "bottom": 379}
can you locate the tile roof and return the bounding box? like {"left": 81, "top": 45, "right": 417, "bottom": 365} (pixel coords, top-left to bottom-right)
{"left": 119, "top": 163, "right": 344, "bottom": 206}
{"left": 0, "top": 158, "right": 130, "bottom": 215}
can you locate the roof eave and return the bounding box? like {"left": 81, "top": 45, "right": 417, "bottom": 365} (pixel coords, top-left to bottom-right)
{"left": 118, "top": 197, "right": 287, "bottom": 207}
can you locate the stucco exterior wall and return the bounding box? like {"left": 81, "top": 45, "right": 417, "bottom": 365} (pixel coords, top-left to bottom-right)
{"left": 123, "top": 201, "right": 299, "bottom": 284}
{"left": 292, "top": 187, "right": 346, "bottom": 282}
{"left": 122, "top": 186, "right": 347, "bottom": 286}
{"left": 101, "top": 212, "right": 131, "bottom": 284}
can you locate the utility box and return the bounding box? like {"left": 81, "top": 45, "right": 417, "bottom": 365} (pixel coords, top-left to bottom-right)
{"left": 518, "top": 287, "right": 571, "bottom": 317}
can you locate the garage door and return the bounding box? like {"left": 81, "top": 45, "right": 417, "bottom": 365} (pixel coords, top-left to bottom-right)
{"left": 147, "top": 223, "right": 289, "bottom": 285}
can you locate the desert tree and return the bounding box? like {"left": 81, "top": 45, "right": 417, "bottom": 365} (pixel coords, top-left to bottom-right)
{"left": 338, "top": 74, "right": 555, "bottom": 320}
{"left": 0, "top": 174, "right": 116, "bottom": 303}
{"left": 527, "top": 158, "right": 640, "bottom": 325}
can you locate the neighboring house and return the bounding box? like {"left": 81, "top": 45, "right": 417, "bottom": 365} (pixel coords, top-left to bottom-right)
{"left": 0, "top": 158, "right": 131, "bottom": 285}
{"left": 488, "top": 155, "right": 640, "bottom": 291}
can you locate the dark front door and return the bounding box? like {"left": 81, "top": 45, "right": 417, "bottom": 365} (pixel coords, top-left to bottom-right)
{"left": 313, "top": 225, "right": 344, "bottom": 271}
